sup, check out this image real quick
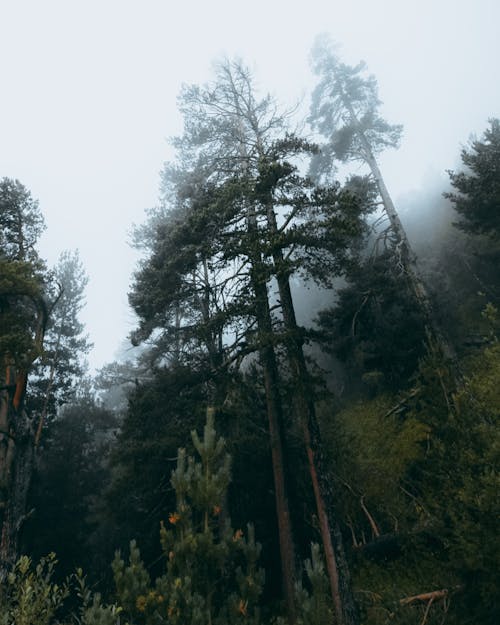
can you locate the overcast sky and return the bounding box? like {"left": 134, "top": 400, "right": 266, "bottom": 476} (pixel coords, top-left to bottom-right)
{"left": 1, "top": 0, "right": 499, "bottom": 371}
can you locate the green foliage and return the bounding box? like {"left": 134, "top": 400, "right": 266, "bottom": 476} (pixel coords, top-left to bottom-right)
{"left": 0, "top": 179, "right": 47, "bottom": 366}
{"left": 77, "top": 598, "right": 123, "bottom": 625}
{"left": 4, "top": 52, "right": 499, "bottom": 625}
{"left": 309, "top": 34, "right": 402, "bottom": 179}
{"left": 354, "top": 555, "right": 457, "bottom": 625}
{"left": 316, "top": 250, "right": 427, "bottom": 392}
{"left": 427, "top": 346, "right": 500, "bottom": 619}
{"left": 328, "top": 343, "right": 500, "bottom": 625}
{"left": 0, "top": 414, "right": 268, "bottom": 624}
{"left": 320, "top": 393, "right": 430, "bottom": 547}
{"left": 112, "top": 541, "right": 151, "bottom": 615}
{"left": 111, "top": 412, "right": 264, "bottom": 624}
{"left": 73, "top": 568, "right": 123, "bottom": 625}
{"left": 126, "top": 64, "right": 369, "bottom": 624}
{"left": 0, "top": 557, "right": 122, "bottom": 625}
{"left": 129, "top": 59, "right": 369, "bottom": 385}
{"left": 294, "top": 544, "right": 333, "bottom": 625}
{"left": 425, "top": 230, "right": 500, "bottom": 351}
{"left": 0, "top": 258, "right": 46, "bottom": 366}
{"left": 446, "top": 118, "right": 500, "bottom": 238}
{"left": 0, "top": 178, "right": 45, "bottom": 264}
{"left": 28, "top": 250, "right": 92, "bottom": 426}
{"left": 24, "top": 395, "right": 118, "bottom": 579}
{"left": 0, "top": 553, "right": 69, "bottom": 625}
{"left": 104, "top": 365, "right": 206, "bottom": 562}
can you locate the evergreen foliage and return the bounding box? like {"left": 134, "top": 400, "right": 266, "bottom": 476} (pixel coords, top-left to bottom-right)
{"left": 0, "top": 258, "right": 46, "bottom": 366}
{"left": 293, "top": 544, "right": 333, "bottom": 625}
{"left": 28, "top": 250, "right": 93, "bottom": 436}
{"left": 0, "top": 179, "right": 51, "bottom": 570}
{"left": 0, "top": 178, "right": 48, "bottom": 367}
{"left": 24, "top": 393, "right": 118, "bottom": 579}
{"left": 316, "top": 250, "right": 427, "bottom": 392}
{"left": 308, "top": 34, "right": 402, "bottom": 181}
{"left": 111, "top": 411, "right": 264, "bottom": 624}
{"left": 104, "top": 365, "right": 207, "bottom": 563}
{"left": 0, "top": 178, "right": 45, "bottom": 265}
{"left": 446, "top": 118, "right": 500, "bottom": 238}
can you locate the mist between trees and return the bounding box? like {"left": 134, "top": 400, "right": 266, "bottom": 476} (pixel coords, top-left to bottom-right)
{"left": 0, "top": 34, "right": 499, "bottom": 625}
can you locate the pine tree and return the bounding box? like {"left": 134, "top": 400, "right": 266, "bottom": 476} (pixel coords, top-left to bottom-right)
{"left": 0, "top": 179, "right": 48, "bottom": 572}
{"left": 29, "top": 250, "right": 92, "bottom": 446}
{"left": 111, "top": 410, "right": 264, "bottom": 624}
{"left": 309, "top": 35, "right": 455, "bottom": 363}
{"left": 445, "top": 118, "right": 500, "bottom": 239}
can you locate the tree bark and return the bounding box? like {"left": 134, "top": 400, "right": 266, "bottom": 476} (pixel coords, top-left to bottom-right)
{"left": 0, "top": 293, "right": 46, "bottom": 576}
{"left": 0, "top": 365, "right": 35, "bottom": 577}
{"left": 248, "top": 233, "right": 297, "bottom": 624}
{"left": 265, "top": 203, "right": 358, "bottom": 625}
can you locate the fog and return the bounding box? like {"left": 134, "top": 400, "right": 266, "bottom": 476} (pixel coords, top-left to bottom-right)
{"left": 1, "top": 0, "right": 498, "bottom": 370}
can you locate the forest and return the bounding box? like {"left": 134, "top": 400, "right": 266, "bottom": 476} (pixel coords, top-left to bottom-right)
{"left": 0, "top": 36, "right": 498, "bottom": 625}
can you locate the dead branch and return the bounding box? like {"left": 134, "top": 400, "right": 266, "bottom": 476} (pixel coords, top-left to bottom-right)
{"left": 400, "top": 589, "right": 453, "bottom": 625}
{"left": 383, "top": 387, "right": 419, "bottom": 419}
{"left": 347, "top": 516, "right": 359, "bottom": 548}
{"left": 400, "top": 589, "right": 448, "bottom": 605}
{"left": 360, "top": 495, "right": 380, "bottom": 538}
{"left": 15, "top": 508, "right": 35, "bottom": 532}
{"left": 351, "top": 293, "right": 370, "bottom": 337}
{"left": 420, "top": 596, "right": 435, "bottom": 625}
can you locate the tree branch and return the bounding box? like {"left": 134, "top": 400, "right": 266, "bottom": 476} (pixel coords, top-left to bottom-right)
{"left": 399, "top": 589, "right": 448, "bottom": 605}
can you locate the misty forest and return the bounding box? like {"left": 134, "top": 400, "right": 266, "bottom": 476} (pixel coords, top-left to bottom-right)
{"left": 0, "top": 36, "right": 499, "bottom": 625}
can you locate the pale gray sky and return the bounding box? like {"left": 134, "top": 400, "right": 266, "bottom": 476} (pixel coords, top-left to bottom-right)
{"left": 1, "top": 0, "right": 498, "bottom": 370}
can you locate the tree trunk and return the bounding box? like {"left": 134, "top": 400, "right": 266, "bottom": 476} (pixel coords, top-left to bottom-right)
{"left": 231, "top": 89, "right": 297, "bottom": 621}
{"left": 265, "top": 204, "right": 358, "bottom": 625}
{"left": 344, "top": 99, "right": 456, "bottom": 364}
{"left": 249, "top": 248, "right": 297, "bottom": 624}
{"left": 0, "top": 366, "right": 34, "bottom": 577}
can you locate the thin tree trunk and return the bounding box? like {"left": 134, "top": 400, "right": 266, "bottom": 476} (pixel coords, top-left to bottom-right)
{"left": 35, "top": 328, "right": 62, "bottom": 447}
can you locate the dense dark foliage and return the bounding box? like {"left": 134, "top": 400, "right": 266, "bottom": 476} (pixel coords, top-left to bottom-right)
{"left": 316, "top": 249, "right": 427, "bottom": 392}
{"left": 445, "top": 119, "right": 500, "bottom": 238}
{"left": 24, "top": 394, "right": 118, "bottom": 578}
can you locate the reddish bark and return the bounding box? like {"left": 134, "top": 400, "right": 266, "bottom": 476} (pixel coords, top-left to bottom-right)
{"left": 0, "top": 365, "right": 34, "bottom": 575}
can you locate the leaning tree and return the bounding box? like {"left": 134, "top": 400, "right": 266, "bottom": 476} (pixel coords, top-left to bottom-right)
{"left": 309, "top": 35, "right": 455, "bottom": 362}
